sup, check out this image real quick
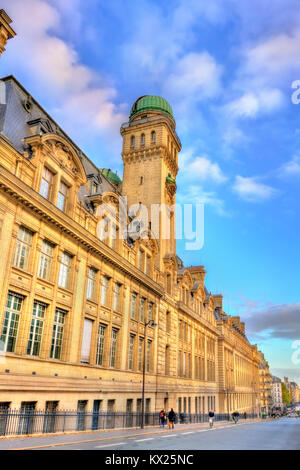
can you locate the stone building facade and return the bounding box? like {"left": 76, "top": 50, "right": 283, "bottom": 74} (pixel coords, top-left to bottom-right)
{"left": 271, "top": 376, "right": 283, "bottom": 410}
{"left": 258, "top": 351, "right": 272, "bottom": 413}
{"left": 0, "top": 13, "right": 262, "bottom": 415}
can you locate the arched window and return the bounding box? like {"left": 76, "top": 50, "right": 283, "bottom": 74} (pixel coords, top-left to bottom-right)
{"left": 151, "top": 131, "right": 156, "bottom": 143}
{"left": 130, "top": 135, "right": 135, "bottom": 147}
{"left": 140, "top": 134, "right": 145, "bottom": 146}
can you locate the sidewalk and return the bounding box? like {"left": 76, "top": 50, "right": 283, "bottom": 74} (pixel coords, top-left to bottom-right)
{"left": 0, "top": 417, "right": 262, "bottom": 450}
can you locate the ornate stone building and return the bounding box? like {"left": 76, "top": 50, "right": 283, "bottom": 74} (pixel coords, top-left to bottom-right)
{"left": 0, "top": 12, "right": 262, "bottom": 415}
{"left": 258, "top": 351, "right": 272, "bottom": 413}
{"left": 271, "top": 376, "right": 283, "bottom": 411}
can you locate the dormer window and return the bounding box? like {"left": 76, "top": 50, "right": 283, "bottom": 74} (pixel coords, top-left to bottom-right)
{"left": 130, "top": 135, "right": 135, "bottom": 148}
{"left": 91, "top": 181, "right": 98, "bottom": 195}
{"left": 57, "top": 181, "right": 68, "bottom": 212}
{"left": 151, "top": 131, "right": 156, "bottom": 143}
{"left": 140, "top": 134, "right": 145, "bottom": 147}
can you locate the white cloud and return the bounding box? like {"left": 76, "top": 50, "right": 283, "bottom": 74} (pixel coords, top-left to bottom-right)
{"left": 165, "top": 52, "right": 222, "bottom": 100}
{"left": 233, "top": 175, "right": 277, "bottom": 202}
{"left": 245, "top": 31, "right": 300, "bottom": 81}
{"left": 177, "top": 185, "right": 230, "bottom": 217}
{"left": 188, "top": 156, "right": 227, "bottom": 184}
{"left": 1, "top": 0, "right": 127, "bottom": 137}
{"left": 180, "top": 150, "right": 227, "bottom": 184}
{"left": 225, "top": 89, "right": 284, "bottom": 119}
{"left": 279, "top": 155, "right": 300, "bottom": 177}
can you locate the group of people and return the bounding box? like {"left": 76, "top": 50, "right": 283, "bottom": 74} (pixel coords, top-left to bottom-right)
{"left": 159, "top": 408, "right": 247, "bottom": 430}
{"left": 159, "top": 408, "right": 176, "bottom": 429}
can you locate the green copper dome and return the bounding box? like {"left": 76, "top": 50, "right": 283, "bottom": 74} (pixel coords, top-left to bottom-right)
{"left": 130, "top": 95, "right": 173, "bottom": 120}
{"left": 100, "top": 168, "right": 122, "bottom": 185}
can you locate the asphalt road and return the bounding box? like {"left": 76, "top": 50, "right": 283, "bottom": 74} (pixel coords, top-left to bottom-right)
{"left": 1, "top": 417, "right": 299, "bottom": 450}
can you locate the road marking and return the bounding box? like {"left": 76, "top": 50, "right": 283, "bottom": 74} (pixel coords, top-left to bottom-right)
{"left": 161, "top": 434, "right": 177, "bottom": 438}
{"left": 182, "top": 432, "right": 194, "bottom": 435}
{"left": 134, "top": 438, "right": 154, "bottom": 442}
{"left": 95, "top": 442, "right": 126, "bottom": 449}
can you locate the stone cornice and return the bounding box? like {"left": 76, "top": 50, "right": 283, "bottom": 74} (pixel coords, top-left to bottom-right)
{"left": 0, "top": 164, "right": 164, "bottom": 298}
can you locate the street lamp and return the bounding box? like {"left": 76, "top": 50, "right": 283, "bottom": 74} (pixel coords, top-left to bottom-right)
{"left": 141, "top": 319, "right": 157, "bottom": 429}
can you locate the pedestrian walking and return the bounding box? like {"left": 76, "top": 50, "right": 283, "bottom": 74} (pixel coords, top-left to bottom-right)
{"left": 232, "top": 411, "right": 240, "bottom": 424}
{"left": 244, "top": 412, "right": 247, "bottom": 420}
{"left": 208, "top": 410, "right": 215, "bottom": 428}
{"left": 168, "top": 408, "right": 176, "bottom": 429}
{"left": 159, "top": 409, "right": 166, "bottom": 428}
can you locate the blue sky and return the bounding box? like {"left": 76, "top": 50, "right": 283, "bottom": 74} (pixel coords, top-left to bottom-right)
{"left": 1, "top": 0, "right": 300, "bottom": 383}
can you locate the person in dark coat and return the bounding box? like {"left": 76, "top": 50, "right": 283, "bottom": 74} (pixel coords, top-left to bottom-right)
{"left": 168, "top": 408, "right": 176, "bottom": 429}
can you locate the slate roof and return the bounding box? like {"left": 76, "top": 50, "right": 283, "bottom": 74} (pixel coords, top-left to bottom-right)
{"left": 0, "top": 75, "right": 119, "bottom": 209}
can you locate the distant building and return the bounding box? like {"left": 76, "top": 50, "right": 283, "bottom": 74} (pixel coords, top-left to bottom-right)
{"left": 283, "top": 377, "right": 300, "bottom": 406}
{"left": 271, "top": 376, "right": 283, "bottom": 410}
{"left": 258, "top": 352, "right": 272, "bottom": 413}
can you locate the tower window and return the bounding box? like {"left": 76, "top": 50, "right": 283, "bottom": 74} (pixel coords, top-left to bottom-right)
{"left": 130, "top": 135, "right": 135, "bottom": 147}
{"left": 140, "top": 134, "right": 145, "bottom": 146}
{"left": 151, "top": 131, "right": 156, "bottom": 143}
{"left": 140, "top": 176, "right": 143, "bottom": 185}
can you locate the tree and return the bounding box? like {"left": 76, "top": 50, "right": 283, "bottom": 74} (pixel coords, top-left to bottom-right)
{"left": 281, "top": 382, "right": 291, "bottom": 405}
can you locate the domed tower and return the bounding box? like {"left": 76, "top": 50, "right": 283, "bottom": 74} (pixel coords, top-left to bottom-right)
{"left": 120, "top": 95, "right": 181, "bottom": 269}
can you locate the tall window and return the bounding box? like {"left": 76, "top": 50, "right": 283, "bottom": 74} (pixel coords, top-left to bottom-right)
{"left": 183, "top": 352, "right": 186, "bottom": 377}
{"left": 86, "top": 268, "right": 97, "bottom": 300}
{"left": 128, "top": 334, "right": 135, "bottom": 370}
{"left": 131, "top": 293, "right": 137, "bottom": 319}
{"left": 113, "top": 283, "right": 121, "bottom": 312}
{"left": 110, "top": 328, "right": 118, "bottom": 368}
{"left": 58, "top": 252, "right": 72, "bottom": 289}
{"left": 151, "top": 131, "right": 156, "bottom": 143}
{"left": 38, "top": 240, "right": 54, "bottom": 280}
{"left": 166, "top": 311, "right": 171, "bottom": 331}
{"left": 178, "top": 350, "right": 182, "bottom": 377}
{"left": 138, "top": 249, "right": 144, "bottom": 271}
{"left": 27, "top": 301, "right": 46, "bottom": 356}
{"left": 96, "top": 323, "right": 106, "bottom": 365}
{"left": 145, "top": 255, "right": 150, "bottom": 275}
{"left": 165, "top": 345, "right": 170, "bottom": 375}
{"left": 166, "top": 274, "right": 171, "bottom": 294}
{"left": 140, "top": 134, "right": 145, "bottom": 146}
{"left": 50, "top": 308, "right": 66, "bottom": 359}
{"left": 40, "top": 167, "right": 53, "bottom": 200}
{"left": 57, "top": 181, "right": 68, "bottom": 212}
{"left": 0, "top": 292, "right": 23, "bottom": 353}
{"left": 148, "top": 302, "right": 153, "bottom": 322}
{"left": 13, "top": 226, "right": 33, "bottom": 270}
{"left": 140, "top": 298, "right": 145, "bottom": 322}
{"left": 130, "top": 135, "right": 135, "bottom": 147}
{"left": 101, "top": 276, "right": 110, "bottom": 306}
{"left": 146, "top": 340, "right": 151, "bottom": 372}
{"left": 138, "top": 337, "right": 144, "bottom": 371}
{"left": 81, "top": 318, "right": 93, "bottom": 363}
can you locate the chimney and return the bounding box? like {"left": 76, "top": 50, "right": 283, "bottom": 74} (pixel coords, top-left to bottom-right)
{"left": 0, "top": 9, "right": 16, "bottom": 58}
{"left": 213, "top": 294, "right": 223, "bottom": 310}
{"left": 186, "top": 266, "right": 206, "bottom": 284}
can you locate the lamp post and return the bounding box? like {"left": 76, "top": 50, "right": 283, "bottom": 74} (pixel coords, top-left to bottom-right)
{"left": 141, "top": 319, "right": 157, "bottom": 429}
